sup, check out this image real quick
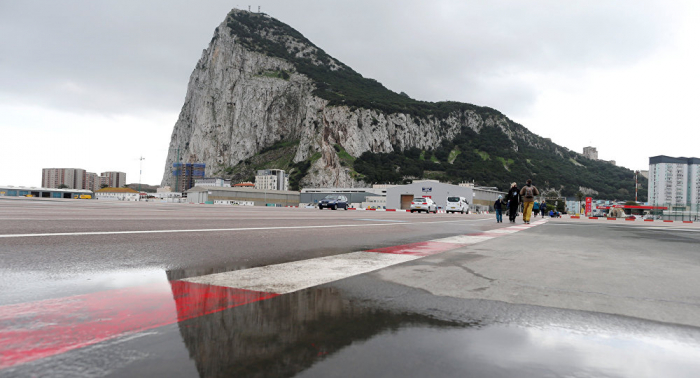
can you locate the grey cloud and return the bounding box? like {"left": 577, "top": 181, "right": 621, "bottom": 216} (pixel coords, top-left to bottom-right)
{"left": 0, "top": 0, "right": 679, "bottom": 118}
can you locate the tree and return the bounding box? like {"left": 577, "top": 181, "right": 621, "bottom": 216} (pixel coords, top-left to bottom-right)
{"left": 57, "top": 184, "right": 69, "bottom": 189}
{"left": 575, "top": 191, "right": 585, "bottom": 215}
{"left": 100, "top": 184, "right": 108, "bottom": 189}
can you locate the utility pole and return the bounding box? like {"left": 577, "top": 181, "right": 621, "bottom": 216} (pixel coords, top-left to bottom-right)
{"left": 139, "top": 156, "right": 145, "bottom": 198}
{"left": 635, "top": 171, "right": 639, "bottom": 203}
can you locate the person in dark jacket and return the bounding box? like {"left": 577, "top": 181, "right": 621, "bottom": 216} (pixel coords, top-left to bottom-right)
{"left": 494, "top": 195, "right": 504, "bottom": 223}
{"left": 540, "top": 200, "right": 546, "bottom": 217}
{"left": 507, "top": 182, "right": 520, "bottom": 223}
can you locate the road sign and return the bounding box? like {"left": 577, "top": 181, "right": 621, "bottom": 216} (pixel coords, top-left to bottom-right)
{"left": 585, "top": 197, "right": 592, "bottom": 216}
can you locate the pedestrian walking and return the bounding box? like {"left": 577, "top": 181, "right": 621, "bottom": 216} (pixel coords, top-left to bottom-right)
{"left": 533, "top": 200, "right": 540, "bottom": 217}
{"left": 507, "top": 182, "right": 520, "bottom": 223}
{"left": 540, "top": 200, "right": 546, "bottom": 217}
{"left": 494, "top": 195, "right": 504, "bottom": 223}
{"left": 519, "top": 179, "right": 540, "bottom": 224}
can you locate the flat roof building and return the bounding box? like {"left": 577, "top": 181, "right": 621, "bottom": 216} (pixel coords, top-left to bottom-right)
{"left": 100, "top": 171, "right": 126, "bottom": 189}
{"left": 649, "top": 155, "right": 700, "bottom": 209}
{"left": 0, "top": 185, "right": 92, "bottom": 199}
{"left": 255, "top": 169, "right": 288, "bottom": 191}
{"left": 42, "top": 168, "right": 86, "bottom": 189}
{"left": 187, "top": 186, "right": 300, "bottom": 207}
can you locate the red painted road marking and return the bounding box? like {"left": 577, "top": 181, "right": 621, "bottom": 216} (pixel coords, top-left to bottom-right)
{"left": 645, "top": 219, "right": 654, "bottom": 222}
{"left": 664, "top": 220, "right": 674, "bottom": 223}
{"left": 0, "top": 281, "right": 277, "bottom": 369}
{"left": 589, "top": 217, "right": 599, "bottom": 220}
{"left": 0, "top": 221, "right": 547, "bottom": 369}
{"left": 366, "top": 241, "right": 463, "bottom": 256}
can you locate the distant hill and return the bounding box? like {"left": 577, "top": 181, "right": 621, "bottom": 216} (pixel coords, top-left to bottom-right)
{"left": 161, "top": 9, "right": 646, "bottom": 201}
{"left": 126, "top": 183, "right": 159, "bottom": 193}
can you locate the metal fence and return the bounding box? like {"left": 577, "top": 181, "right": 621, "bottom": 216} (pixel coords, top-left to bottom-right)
{"left": 646, "top": 203, "right": 700, "bottom": 221}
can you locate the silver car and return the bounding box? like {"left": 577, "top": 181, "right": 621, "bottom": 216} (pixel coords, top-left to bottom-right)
{"left": 410, "top": 197, "right": 437, "bottom": 213}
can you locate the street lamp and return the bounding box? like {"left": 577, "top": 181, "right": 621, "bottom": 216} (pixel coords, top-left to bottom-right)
{"left": 138, "top": 156, "right": 145, "bottom": 195}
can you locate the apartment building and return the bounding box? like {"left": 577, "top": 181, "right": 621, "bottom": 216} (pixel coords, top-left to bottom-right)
{"left": 100, "top": 171, "right": 126, "bottom": 188}
{"left": 255, "top": 169, "right": 288, "bottom": 191}
{"left": 648, "top": 156, "right": 700, "bottom": 208}
{"left": 42, "top": 168, "right": 87, "bottom": 189}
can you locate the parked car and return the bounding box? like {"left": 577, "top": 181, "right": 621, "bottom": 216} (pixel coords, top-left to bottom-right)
{"left": 446, "top": 196, "right": 469, "bottom": 214}
{"left": 410, "top": 197, "right": 437, "bottom": 213}
{"left": 318, "top": 195, "right": 348, "bottom": 210}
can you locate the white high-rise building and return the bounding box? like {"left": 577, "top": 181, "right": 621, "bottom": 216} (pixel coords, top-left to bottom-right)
{"left": 648, "top": 156, "right": 700, "bottom": 208}
{"left": 255, "top": 169, "right": 288, "bottom": 191}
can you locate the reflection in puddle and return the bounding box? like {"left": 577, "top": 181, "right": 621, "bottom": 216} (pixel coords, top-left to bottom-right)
{"left": 172, "top": 286, "right": 465, "bottom": 377}
{"left": 0, "top": 268, "right": 169, "bottom": 305}
{"left": 297, "top": 325, "right": 700, "bottom": 378}
{"left": 167, "top": 280, "right": 700, "bottom": 378}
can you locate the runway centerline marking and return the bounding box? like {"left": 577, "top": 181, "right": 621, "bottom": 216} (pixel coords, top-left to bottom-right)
{"left": 0, "top": 219, "right": 479, "bottom": 238}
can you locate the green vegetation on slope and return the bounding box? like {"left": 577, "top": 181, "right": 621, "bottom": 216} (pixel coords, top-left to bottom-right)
{"left": 353, "top": 126, "right": 647, "bottom": 201}
{"left": 222, "top": 11, "right": 646, "bottom": 200}
{"left": 218, "top": 140, "right": 299, "bottom": 183}
{"left": 225, "top": 11, "right": 503, "bottom": 119}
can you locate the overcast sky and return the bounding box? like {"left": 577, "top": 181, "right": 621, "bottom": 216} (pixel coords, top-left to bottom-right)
{"left": 1, "top": 0, "right": 698, "bottom": 187}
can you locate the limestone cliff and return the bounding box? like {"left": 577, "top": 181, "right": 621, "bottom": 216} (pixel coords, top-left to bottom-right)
{"left": 161, "top": 9, "right": 540, "bottom": 189}
{"left": 161, "top": 9, "right": 643, "bottom": 201}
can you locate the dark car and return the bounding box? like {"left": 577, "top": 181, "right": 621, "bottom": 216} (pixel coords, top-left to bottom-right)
{"left": 318, "top": 195, "right": 349, "bottom": 210}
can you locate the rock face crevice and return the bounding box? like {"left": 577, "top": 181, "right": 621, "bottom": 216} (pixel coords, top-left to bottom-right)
{"left": 161, "top": 10, "right": 547, "bottom": 189}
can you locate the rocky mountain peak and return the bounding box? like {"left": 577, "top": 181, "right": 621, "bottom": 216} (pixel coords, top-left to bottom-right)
{"left": 160, "top": 9, "right": 645, "bottom": 200}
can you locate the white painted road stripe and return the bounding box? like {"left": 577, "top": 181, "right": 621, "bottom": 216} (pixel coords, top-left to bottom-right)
{"left": 183, "top": 219, "right": 548, "bottom": 294}
{"left": 431, "top": 235, "right": 495, "bottom": 244}
{"left": 183, "top": 251, "right": 419, "bottom": 294}
{"left": 0, "top": 219, "right": 479, "bottom": 238}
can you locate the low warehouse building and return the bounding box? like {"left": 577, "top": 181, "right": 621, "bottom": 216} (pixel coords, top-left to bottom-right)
{"left": 386, "top": 181, "right": 474, "bottom": 210}
{"left": 385, "top": 181, "right": 506, "bottom": 211}
{"left": 300, "top": 188, "right": 381, "bottom": 207}
{"left": 471, "top": 186, "right": 507, "bottom": 212}
{"left": 95, "top": 187, "right": 141, "bottom": 201}
{"left": 187, "top": 186, "right": 300, "bottom": 207}
{"left": 0, "top": 185, "right": 93, "bottom": 199}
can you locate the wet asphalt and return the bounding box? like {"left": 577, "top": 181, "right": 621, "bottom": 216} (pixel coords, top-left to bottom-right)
{"left": 1, "top": 198, "right": 699, "bottom": 377}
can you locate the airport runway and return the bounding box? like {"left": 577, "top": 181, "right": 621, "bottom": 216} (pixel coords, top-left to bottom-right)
{"left": 1, "top": 198, "right": 699, "bottom": 377}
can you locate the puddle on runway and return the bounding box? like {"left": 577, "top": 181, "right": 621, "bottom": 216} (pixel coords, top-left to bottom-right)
{"left": 295, "top": 324, "right": 700, "bottom": 378}
{"left": 0, "top": 268, "right": 169, "bottom": 305}
{"left": 4, "top": 268, "right": 700, "bottom": 377}
{"left": 166, "top": 285, "right": 700, "bottom": 378}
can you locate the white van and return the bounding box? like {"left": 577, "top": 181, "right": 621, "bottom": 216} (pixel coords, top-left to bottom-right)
{"left": 446, "top": 196, "right": 469, "bottom": 214}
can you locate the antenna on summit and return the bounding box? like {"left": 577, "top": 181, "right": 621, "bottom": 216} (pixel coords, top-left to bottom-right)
{"left": 248, "top": 5, "right": 251, "bottom": 11}
{"left": 258, "top": 6, "right": 261, "bottom": 13}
